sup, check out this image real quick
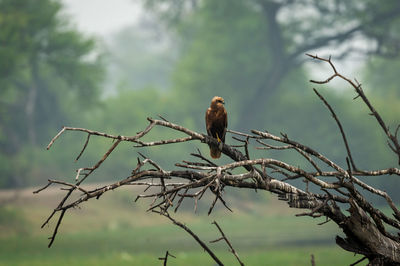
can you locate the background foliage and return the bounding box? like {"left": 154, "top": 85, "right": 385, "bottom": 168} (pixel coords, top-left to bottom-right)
{"left": 0, "top": 0, "right": 399, "bottom": 199}
{"left": 0, "top": 0, "right": 399, "bottom": 265}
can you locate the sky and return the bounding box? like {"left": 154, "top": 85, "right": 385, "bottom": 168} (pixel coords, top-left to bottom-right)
{"left": 61, "top": 0, "right": 142, "bottom": 38}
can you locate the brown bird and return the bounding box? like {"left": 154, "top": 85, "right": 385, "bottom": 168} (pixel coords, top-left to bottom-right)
{"left": 205, "top": 96, "right": 227, "bottom": 159}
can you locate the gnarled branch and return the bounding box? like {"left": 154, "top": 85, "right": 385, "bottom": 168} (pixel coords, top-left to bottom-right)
{"left": 36, "top": 54, "right": 400, "bottom": 265}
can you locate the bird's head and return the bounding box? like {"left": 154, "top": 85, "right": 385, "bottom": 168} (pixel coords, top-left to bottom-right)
{"left": 211, "top": 96, "right": 225, "bottom": 108}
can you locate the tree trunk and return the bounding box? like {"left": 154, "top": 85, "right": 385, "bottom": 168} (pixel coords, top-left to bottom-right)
{"left": 335, "top": 199, "right": 400, "bottom": 265}
{"left": 237, "top": 1, "right": 291, "bottom": 130}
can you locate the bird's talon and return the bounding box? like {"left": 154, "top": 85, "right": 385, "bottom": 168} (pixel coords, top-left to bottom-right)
{"left": 216, "top": 133, "right": 221, "bottom": 143}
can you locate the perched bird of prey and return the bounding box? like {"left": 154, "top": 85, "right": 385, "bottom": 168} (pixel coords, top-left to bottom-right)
{"left": 205, "top": 96, "right": 227, "bottom": 159}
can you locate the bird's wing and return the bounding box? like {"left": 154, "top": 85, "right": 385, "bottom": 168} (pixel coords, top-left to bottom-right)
{"left": 221, "top": 108, "right": 227, "bottom": 142}
{"left": 205, "top": 108, "right": 212, "bottom": 136}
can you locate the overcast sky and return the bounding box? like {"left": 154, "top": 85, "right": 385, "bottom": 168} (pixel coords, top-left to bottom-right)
{"left": 62, "top": 0, "right": 142, "bottom": 38}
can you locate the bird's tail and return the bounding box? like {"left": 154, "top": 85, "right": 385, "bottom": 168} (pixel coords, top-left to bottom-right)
{"left": 209, "top": 145, "right": 221, "bottom": 159}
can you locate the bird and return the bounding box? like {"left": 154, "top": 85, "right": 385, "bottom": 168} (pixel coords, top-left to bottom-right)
{"left": 205, "top": 96, "right": 227, "bottom": 159}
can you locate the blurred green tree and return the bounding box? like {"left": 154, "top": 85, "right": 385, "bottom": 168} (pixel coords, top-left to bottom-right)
{"left": 104, "top": 18, "right": 178, "bottom": 95}
{"left": 0, "top": 0, "right": 104, "bottom": 187}
{"left": 139, "top": 0, "right": 400, "bottom": 201}
{"left": 143, "top": 0, "right": 400, "bottom": 128}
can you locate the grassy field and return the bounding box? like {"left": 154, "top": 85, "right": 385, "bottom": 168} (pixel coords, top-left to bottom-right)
{"left": 0, "top": 184, "right": 365, "bottom": 265}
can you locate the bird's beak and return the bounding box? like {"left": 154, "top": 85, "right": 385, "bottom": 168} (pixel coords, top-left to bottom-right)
{"left": 222, "top": 101, "right": 225, "bottom": 105}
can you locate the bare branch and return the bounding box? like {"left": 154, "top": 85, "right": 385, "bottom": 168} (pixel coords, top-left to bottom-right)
{"left": 133, "top": 136, "right": 194, "bottom": 147}
{"left": 311, "top": 254, "right": 315, "bottom": 266}
{"left": 158, "top": 250, "right": 176, "bottom": 266}
{"left": 251, "top": 130, "right": 347, "bottom": 175}
{"left": 37, "top": 53, "right": 400, "bottom": 264}
{"left": 307, "top": 53, "right": 400, "bottom": 164}
{"left": 75, "top": 133, "right": 91, "bottom": 161}
{"left": 313, "top": 88, "right": 358, "bottom": 171}
{"left": 211, "top": 221, "right": 244, "bottom": 266}
{"left": 154, "top": 210, "right": 224, "bottom": 266}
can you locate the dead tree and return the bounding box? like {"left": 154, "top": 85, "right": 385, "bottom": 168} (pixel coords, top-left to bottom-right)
{"left": 35, "top": 54, "right": 400, "bottom": 265}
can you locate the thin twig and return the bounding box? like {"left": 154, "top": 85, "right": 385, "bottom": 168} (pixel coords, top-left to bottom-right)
{"left": 211, "top": 221, "right": 244, "bottom": 266}
{"left": 154, "top": 210, "right": 224, "bottom": 266}
{"left": 75, "top": 133, "right": 91, "bottom": 161}
{"left": 311, "top": 254, "right": 315, "bottom": 266}
{"left": 313, "top": 88, "right": 357, "bottom": 171}
{"left": 307, "top": 53, "right": 400, "bottom": 164}
{"left": 349, "top": 256, "right": 367, "bottom": 266}
{"left": 158, "top": 250, "right": 176, "bottom": 266}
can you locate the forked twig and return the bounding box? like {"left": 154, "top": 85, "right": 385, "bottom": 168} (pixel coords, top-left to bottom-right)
{"left": 307, "top": 53, "right": 400, "bottom": 164}
{"left": 154, "top": 210, "right": 223, "bottom": 266}
{"left": 158, "top": 250, "right": 176, "bottom": 266}
{"left": 211, "top": 221, "right": 244, "bottom": 266}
